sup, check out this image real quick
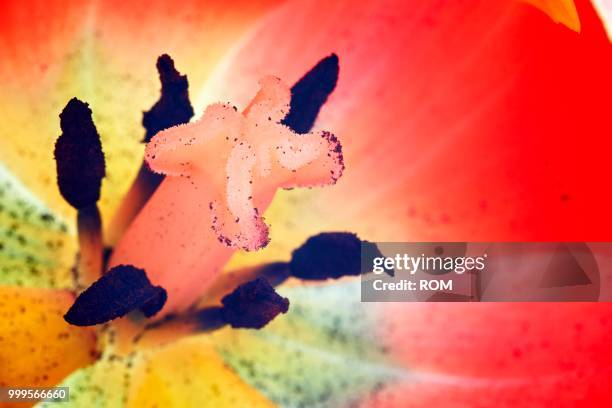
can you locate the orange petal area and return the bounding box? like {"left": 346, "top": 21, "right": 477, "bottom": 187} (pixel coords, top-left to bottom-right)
{"left": 0, "top": 286, "right": 97, "bottom": 407}
{"left": 110, "top": 77, "right": 343, "bottom": 316}
{"left": 127, "top": 336, "right": 274, "bottom": 408}
{"left": 523, "top": 0, "right": 581, "bottom": 32}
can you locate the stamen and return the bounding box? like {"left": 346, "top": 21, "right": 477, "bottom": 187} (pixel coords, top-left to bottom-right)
{"left": 289, "top": 232, "right": 384, "bottom": 280}
{"left": 218, "top": 277, "right": 289, "bottom": 329}
{"left": 106, "top": 54, "right": 194, "bottom": 246}
{"left": 282, "top": 53, "right": 339, "bottom": 133}
{"left": 54, "top": 98, "right": 105, "bottom": 288}
{"left": 64, "top": 264, "right": 167, "bottom": 326}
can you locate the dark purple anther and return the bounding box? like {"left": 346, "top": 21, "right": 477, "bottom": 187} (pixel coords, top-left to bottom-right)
{"left": 54, "top": 98, "right": 105, "bottom": 209}
{"left": 221, "top": 277, "right": 289, "bottom": 329}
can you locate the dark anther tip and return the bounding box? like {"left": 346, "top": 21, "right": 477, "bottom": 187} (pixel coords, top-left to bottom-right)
{"left": 282, "top": 53, "right": 340, "bottom": 134}
{"left": 54, "top": 98, "right": 105, "bottom": 210}
{"left": 220, "top": 277, "right": 289, "bottom": 329}
{"left": 290, "top": 232, "right": 370, "bottom": 280}
{"left": 64, "top": 264, "right": 167, "bottom": 326}
{"left": 59, "top": 98, "right": 93, "bottom": 133}
{"left": 142, "top": 54, "right": 195, "bottom": 142}
{"left": 156, "top": 54, "right": 179, "bottom": 80}
{"left": 140, "top": 286, "right": 168, "bottom": 318}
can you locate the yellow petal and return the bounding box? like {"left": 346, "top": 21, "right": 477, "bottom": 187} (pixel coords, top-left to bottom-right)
{"left": 47, "top": 357, "right": 131, "bottom": 407}
{"left": 128, "top": 336, "right": 275, "bottom": 408}
{"left": 0, "top": 163, "right": 76, "bottom": 289}
{"left": 523, "top": 0, "right": 581, "bottom": 32}
{"left": 0, "top": 286, "right": 97, "bottom": 407}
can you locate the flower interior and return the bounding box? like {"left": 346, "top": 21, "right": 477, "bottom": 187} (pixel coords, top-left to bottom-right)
{"left": 55, "top": 53, "right": 371, "bottom": 355}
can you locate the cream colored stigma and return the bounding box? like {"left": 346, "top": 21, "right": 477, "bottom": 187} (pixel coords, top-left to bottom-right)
{"left": 109, "top": 76, "right": 344, "bottom": 317}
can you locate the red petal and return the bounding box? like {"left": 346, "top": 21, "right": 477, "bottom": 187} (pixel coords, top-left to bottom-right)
{"left": 202, "top": 0, "right": 612, "bottom": 241}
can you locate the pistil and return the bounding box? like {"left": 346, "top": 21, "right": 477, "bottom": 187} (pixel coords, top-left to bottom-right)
{"left": 109, "top": 76, "right": 344, "bottom": 317}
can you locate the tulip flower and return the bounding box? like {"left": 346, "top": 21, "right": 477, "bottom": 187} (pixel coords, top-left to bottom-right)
{"left": 0, "top": 1, "right": 611, "bottom": 407}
